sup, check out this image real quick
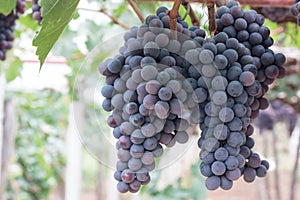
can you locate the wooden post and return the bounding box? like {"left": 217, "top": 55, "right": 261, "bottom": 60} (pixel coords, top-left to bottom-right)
{"left": 0, "top": 100, "right": 16, "bottom": 199}
{"left": 64, "top": 101, "right": 85, "bottom": 200}
{"left": 0, "top": 73, "right": 6, "bottom": 196}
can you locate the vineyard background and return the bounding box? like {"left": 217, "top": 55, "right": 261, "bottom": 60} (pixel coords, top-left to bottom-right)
{"left": 0, "top": 0, "right": 300, "bottom": 200}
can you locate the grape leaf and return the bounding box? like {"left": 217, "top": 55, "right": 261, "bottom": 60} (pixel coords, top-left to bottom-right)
{"left": 0, "top": 0, "right": 17, "bottom": 16}
{"left": 5, "top": 57, "right": 22, "bottom": 82}
{"left": 32, "top": 0, "right": 80, "bottom": 68}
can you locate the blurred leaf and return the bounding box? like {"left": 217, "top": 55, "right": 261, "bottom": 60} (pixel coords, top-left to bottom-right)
{"left": 0, "top": 0, "right": 17, "bottom": 15}
{"left": 5, "top": 57, "right": 22, "bottom": 82}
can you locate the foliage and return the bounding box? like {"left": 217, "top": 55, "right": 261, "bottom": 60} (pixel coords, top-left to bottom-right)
{"left": 33, "top": 0, "right": 80, "bottom": 68}
{"left": 6, "top": 90, "right": 68, "bottom": 200}
{"left": 0, "top": 0, "right": 17, "bottom": 16}
{"left": 141, "top": 162, "right": 207, "bottom": 200}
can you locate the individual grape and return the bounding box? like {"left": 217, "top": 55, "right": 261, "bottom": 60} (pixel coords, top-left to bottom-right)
{"left": 152, "top": 144, "right": 163, "bottom": 157}
{"left": 220, "top": 13, "right": 234, "bottom": 26}
{"left": 157, "top": 71, "right": 171, "bottom": 85}
{"left": 117, "top": 181, "right": 130, "bottom": 193}
{"left": 174, "top": 131, "right": 189, "bottom": 144}
{"left": 248, "top": 153, "right": 261, "bottom": 168}
{"left": 212, "top": 91, "right": 228, "bottom": 106}
{"left": 125, "top": 102, "right": 138, "bottom": 115}
{"left": 213, "top": 124, "right": 228, "bottom": 140}
{"left": 129, "top": 113, "right": 145, "bottom": 127}
{"left": 223, "top": 25, "right": 237, "bottom": 37}
{"left": 120, "top": 122, "right": 135, "bottom": 135}
{"left": 192, "top": 87, "right": 208, "bottom": 103}
{"left": 143, "top": 137, "right": 158, "bottom": 150}
{"left": 200, "top": 162, "right": 213, "bottom": 177}
{"left": 181, "top": 40, "right": 197, "bottom": 52}
{"left": 203, "top": 137, "right": 220, "bottom": 152}
{"left": 175, "top": 89, "right": 187, "bottom": 102}
{"left": 201, "top": 64, "right": 217, "bottom": 78}
{"left": 169, "top": 98, "right": 183, "bottom": 115}
{"left": 249, "top": 32, "right": 263, "bottom": 45}
{"left": 256, "top": 165, "right": 267, "bottom": 177}
{"left": 205, "top": 102, "right": 221, "bottom": 117}
{"left": 237, "top": 30, "right": 250, "bottom": 42}
{"left": 245, "top": 136, "right": 255, "bottom": 149}
{"left": 216, "top": 6, "right": 230, "bottom": 18}
{"left": 228, "top": 117, "right": 243, "bottom": 131}
{"left": 119, "top": 135, "right": 133, "bottom": 149}
{"left": 200, "top": 150, "right": 215, "bottom": 164}
{"left": 225, "top": 168, "right": 241, "bottom": 181}
{"left": 167, "top": 80, "right": 181, "bottom": 94}
{"left": 243, "top": 167, "right": 256, "bottom": 182}
{"left": 240, "top": 146, "right": 252, "bottom": 159}
{"left": 227, "top": 81, "right": 244, "bottom": 97}
{"left": 219, "top": 107, "right": 235, "bottom": 123}
{"left": 141, "top": 123, "right": 156, "bottom": 137}
{"left": 141, "top": 151, "right": 154, "bottom": 165}
{"left": 223, "top": 49, "right": 238, "bottom": 64}
{"left": 174, "top": 118, "right": 189, "bottom": 131}
{"left": 233, "top": 103, "right": 247, "bottom": 117}
{"left": 265, "top": 65, "right": 279, "bottom": 79}
{"left": 261, "top": 52, "right": 275, "bottom": 66}
{"left": 155, "top": 33, "right": 169, "bottom": 47}
{"left": 154, "top": 101, "right": 169, "bottom": 119}
{"left": 102, "top": 99, "right": 113, "bottom": 112}
{"left": 211, "top": 161, "right": 227, "bottom": 175}
{"left": 220, "top": 176, "right": 233, "bottom": 190}
{"left": 117, "top": 149, "right": 131, "bottom": 162}
{"left": 261, "top": 160, "right": 270, "bottom": 170}
{"left": 128, "top": 158, "right": 143, "bottom": 171}
{"left": 214, "top": 147, "right": 229, "bottom": 161}
{"left": 121, "top": 169, "right": 135, "bottom": 183}
{"left": 199, "top": 49, "right": 214, "bottom": 64}
{"left": 205, "top": 176, "right": 221, "bottom": 190}
{"left": 239, "top": 71, "right": 255, "bottom": 86}
{"left": 214, "top": 54, "right": 228, "bottom": 69}
{"left": 141, "top": 65, "right": 158, "bottom": 81}
{"left": 214, "top": 32, "right": 228, "bottom": 44}
{"left": 160, "top": 55, "right": 176, "bottom": 67}
{"left": 227, "top": 131, "right": 245, "bottom": 148}
{"left": 227, "top": 66, "right": 242, "bottom": 81}
{"left": 234, "top": 18, "right": 247, "bottom": 31}
{"left": 237, "top": 154, "right": 246, "bottom": 168}
{"left": 226, "top": 38, "right": 240, "bottom": 50}
{"left": 225, "top": 156, "right": 239, "bottom": 170}
{"left": 185, "top": 49, "right": 200, "bottom": 65}
{"left": 211, "top": 76, "right": 228, "bottom": 90}
{"left": 159, "top": 132, "right": 173, "bottom": 145}
{"left": 243, "top": 64, "right": 257, "bottom": 76}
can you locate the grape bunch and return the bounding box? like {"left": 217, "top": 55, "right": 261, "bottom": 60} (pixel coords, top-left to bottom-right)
{"left": 196, "top": 0, "right": 286, "bottom": 190}
{"left": 0, "top": 0, "right": 26, "bottom": 61}
{"left": 99, "top": 7, "right": 207, "bottom": 193}
{"left": 32, "top": 0, "right": 42, "bottom": 24}
{"left": 290, "top": 0, "right": 300, "bottom": 24}
{"left": 99, "top": 0, "right": 286, "bottom": 193}
{"left": 260, "top": 7, "right": 291, "bottom": 23}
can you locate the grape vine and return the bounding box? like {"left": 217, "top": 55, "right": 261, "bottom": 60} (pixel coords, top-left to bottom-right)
{"left": 99, "top": 0, "right": 286, "bottom": 193}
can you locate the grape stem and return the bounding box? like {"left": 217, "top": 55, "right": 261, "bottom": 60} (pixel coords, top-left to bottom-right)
{"left": 181, "top": 0, "right": 200, "bottom": 26}
{"left": 167, "top": 0, "right": 182, "bottom": 39}
{"left": 128, "top": 0, "right": 145, "bottom": 24}
{"left": 78, "top": 8, "right": 131, "bottom": 29}
{"left": 207, "top": 2, "right": 216, "bottom": 36}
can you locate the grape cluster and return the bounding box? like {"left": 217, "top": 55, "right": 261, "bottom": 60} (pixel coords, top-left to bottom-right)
{"left": 99, "top": 7, "right": 206, "bottom": 193}
{"left": 99, "top": 0, "right": 286, "bottom": 193}
{"left": 260, "top": 7, "right": 291, "bottom": 23}
{"left": 290, "top": 0, "right": 300, "bottom": 24}
{"left": 196, "top": 0, "right": 285, "bottom": 190}
{"left": 32, "top": 0, "right": 42, "bottom": 24}
{"left": 0, "top": 0, "right": 26, "bottom": 61}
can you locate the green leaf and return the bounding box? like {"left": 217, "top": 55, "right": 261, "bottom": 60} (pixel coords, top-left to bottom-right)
{"left": 32, "top": 0, "right": 80, "bottom": 69}
{"left": 0, "top": 0, "right": 17, "bottom": 16}
{"left": 5, "top": 57, "right": 22, "bottom": 82}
